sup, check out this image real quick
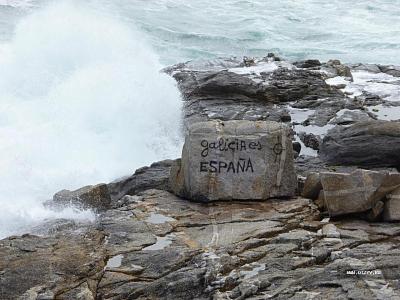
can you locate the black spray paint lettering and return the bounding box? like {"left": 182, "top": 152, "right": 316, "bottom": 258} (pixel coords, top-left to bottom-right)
{"left": 199, "top": 158, "right": 254, "bottom": 173}
{"left": 200, "top": 138, "right": 262, "bottom": 157}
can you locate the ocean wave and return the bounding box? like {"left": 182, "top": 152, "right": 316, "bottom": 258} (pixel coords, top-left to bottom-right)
{"left": 0, "top": 1, "right": 182, "bottom": 238}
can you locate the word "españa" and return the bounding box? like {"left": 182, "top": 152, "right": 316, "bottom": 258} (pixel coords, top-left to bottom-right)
{"left": 200, "top": 158, "right": 254, "bottom": 173}
{"left": 200, "top": 138, "right": 262, "bottom": 157}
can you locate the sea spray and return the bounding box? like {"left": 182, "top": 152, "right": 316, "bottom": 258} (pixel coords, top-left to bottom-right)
{"left": 0, "top": 1, "right": 182, "bottom": 238}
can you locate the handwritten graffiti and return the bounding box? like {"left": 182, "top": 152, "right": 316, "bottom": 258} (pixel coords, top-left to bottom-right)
{"left": 272, "top": 135, "right": 285, "bottom": 163}
{"left": 200, "top": 158, "right": 254, "bottom": 173}
{"left": 200, "top": 138, "right": 262, "bottom": 158}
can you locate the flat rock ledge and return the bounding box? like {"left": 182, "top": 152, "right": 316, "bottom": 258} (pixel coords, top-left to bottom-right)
{"left": 1, "top": 55, "right": 400, "bottom": 299}
{"left": 2, "top": 188, "right": 400, "bottom": 299}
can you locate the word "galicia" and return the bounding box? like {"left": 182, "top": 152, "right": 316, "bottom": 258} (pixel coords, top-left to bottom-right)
{"left": 200, "top": 158, "right": 254, "bottom": 173}
{"left": 200, "top": 138, "right": 262, "bottom": 157}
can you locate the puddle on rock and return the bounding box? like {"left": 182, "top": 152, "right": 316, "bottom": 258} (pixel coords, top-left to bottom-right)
{"left": 105, "top": 254, "right": 123, "bottom": 269}
{"left": 142, "top": 234, "right": 175, "bottom": 251}
{"left": 368, "top": 105, "right": 400, "bottom": 121}
{"left": 326, "top": 72, "right": 400, "bottom": 102}
{"left": 146, "top": 212, "right": 176, "bottom": 224}
{"left": 240, "top": 263, "right": 266, "bottom": 279}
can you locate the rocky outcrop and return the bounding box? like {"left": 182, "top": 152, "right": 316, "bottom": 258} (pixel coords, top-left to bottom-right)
{"left": 107, "top": 159, "right": 174, "bottom": 204}
{"left": 298, "top": 132, "right": 320, "bottom": 150}
{"left": 171, "top": 120, "right": 296, "bottom": 201}
{"left": 320, "top": 120, "right": 400, "bottom": 169}
{"left": 2, "top": 189, "right": 400, "bottom": 299}
{"left": 167, "top": 58, "right": 341, "bottom": 104}
{"left": 0, "top": 228, "right": 105, "bottom": 300}
{"left": 302, "top": 170, "right": 400, "bottom": 219}
{"left": 1, "top": 55, "right": 400, "bottom": 299}
{"left": 165, "top": 56, "right": 347, "bottom": 128}
{"left": 52, "top": 183, "right": 111, "bottom": 212}
{"left": 167, "top": 55, "right": 400, "bottom": 174}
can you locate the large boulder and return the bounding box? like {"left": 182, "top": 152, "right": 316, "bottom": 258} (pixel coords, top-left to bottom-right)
{"left": 320, "top": 120, "right": 400, "bottom": 169}
{"left": 320, "top": 170, "right": 385, "bottom": 216}
{"left": 170, "top": 120, "right": 297, "bottom": 202}
{"left": 52, "top": 183, "right": 111, "bottom": 212}
{"left": 318, "top": 170, "right": 400, "bottom": 217}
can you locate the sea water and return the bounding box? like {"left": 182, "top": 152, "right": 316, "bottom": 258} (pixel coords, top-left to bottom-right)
{"left": 0, "top": 1, "right": 182, "bottom": 238}
{"left": 0, "top": 0, "right": 399, "bottom": 238}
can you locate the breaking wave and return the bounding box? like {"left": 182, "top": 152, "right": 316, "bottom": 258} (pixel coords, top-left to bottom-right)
{"left": 0, "top": 1, "right": 182, "bottom": 238}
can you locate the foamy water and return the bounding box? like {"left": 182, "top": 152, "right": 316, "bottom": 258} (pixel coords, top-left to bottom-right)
{"left": 0, "top": 0, "right": 33, "bottom": 8}
{"left": 0, "top": 2, "right": 182, "bottom": 238}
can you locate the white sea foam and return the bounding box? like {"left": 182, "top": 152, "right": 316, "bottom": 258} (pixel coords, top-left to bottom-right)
{"left": 229, "top": 62, "right": 278, "bottom": 75}
{"left": 288, "top": 107, "right": 323, "bottom": 157}
{"left": 368, "top": 105, "right": 400, "bottom": 121}
{"left": 0, "top": 0, "right": 33, "bottom": 8}
{"left": 0, "top": 2, "right": 182, "bottom": 239}
{"left": 327, "top": 72, "right": 400, "bottom": 101}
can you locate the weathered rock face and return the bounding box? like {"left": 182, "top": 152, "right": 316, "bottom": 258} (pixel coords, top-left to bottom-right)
{"left": 2, "top": 56, "right": 400, "bottom": 299}
{"left": 52, "top": 183, "right": 111, "bottom": 212}
{"left": 320, "top": 121, "right": 400, "bottom": 169}
{"left": 171, "top": 120, "right": 297, "bottom": 201}
{"left": 303, "top": 170, "right": 400, "bottom": 218}
{"left": 0, "top": 228, "right": 105, "bottom": 300}
{"left": 329, "top": 110, "right": 372, "bottom": 126}
{"left": 321, "top": 170, "right": 385, "bottom": 216}
{"left": 168, "top": 60, "right": 340, "bottom": 105}
{"left": 107, "top": 159, "right": 174, "bottom": 203}
{"left": 2, "top": 189, "right": 400, "bottom": 300}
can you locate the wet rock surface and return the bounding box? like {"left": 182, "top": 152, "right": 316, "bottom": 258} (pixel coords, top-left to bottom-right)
{"left": 2, "top": 190, "right": 400, "bottom": 299}
{"left": 52, "top": 183, "right": 111, "bottom": 212}
{"left": 1, "top": 55, "right": 400, "bottom": 299}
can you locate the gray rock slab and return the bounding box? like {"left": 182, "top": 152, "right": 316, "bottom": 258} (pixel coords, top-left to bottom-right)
{"left": 321, "top": 170, "right": 385, "bottom": 216}
{"left": 320, "top": 120, "right": 400, "bottom": 169}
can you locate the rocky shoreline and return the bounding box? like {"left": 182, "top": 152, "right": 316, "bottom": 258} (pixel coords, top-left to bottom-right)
{"left": 1, "top": 55, "right": 400, "bottom": 299}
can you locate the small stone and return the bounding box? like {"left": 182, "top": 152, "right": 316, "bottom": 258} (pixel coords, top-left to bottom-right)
{"left": 321, "top": 217, "right": 330, "bottom": 224}
{"left": 299, "top": 132, "right": 320, "bottom": 150}
{"left": 383, "top": 187, "right": 400, "bottom": 221}
{"left": 322, "top": 224, "right": 340, "bottom": 238}
{"left": 297, "top": 175, "right": 306, "bottom": 195}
